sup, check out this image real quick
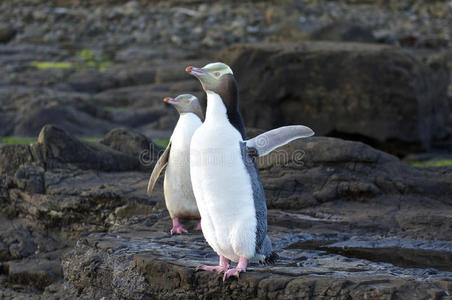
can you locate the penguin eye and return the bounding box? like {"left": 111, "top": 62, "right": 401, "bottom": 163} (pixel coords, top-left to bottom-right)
{"left": 214, "top": 71, "right": 221, "bottom": 77}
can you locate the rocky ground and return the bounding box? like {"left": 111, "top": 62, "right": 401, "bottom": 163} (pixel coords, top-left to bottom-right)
{"left": 0, "top": 0, "right": 452, "bottom": 299}
{"left": 0, "top": 126, "right": 452, "bottom": 299}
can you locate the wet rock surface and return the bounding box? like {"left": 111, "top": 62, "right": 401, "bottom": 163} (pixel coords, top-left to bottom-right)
{"left": 63, "top": 216, "right": 452, "bottom": 299}
{"left": 1, "top": 126, "right": 451, "bottom": 298}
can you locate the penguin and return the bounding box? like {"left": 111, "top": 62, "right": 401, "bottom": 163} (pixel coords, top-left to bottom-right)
{"left": 186, "top": 62, "right": 314, "bottom": 280}
{"left": 147, "top": 94, "right": 203, "bottom": 235}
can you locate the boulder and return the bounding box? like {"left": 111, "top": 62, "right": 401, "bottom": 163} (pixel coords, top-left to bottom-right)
{"left": 219, "top": 42, "right": 450, "bottom": 154}
{"left": 0, "top": 125, "right": 157, "bottom": 176}
{"left": 99, "top": 128, "right": 153, "bottom": 158}
{"left": 13, "top": 105, "right": 115, "bottom": 137}
{"left": 0, "top": 25, "right": 16, "bottom": 44}
{"left": 310, "top": 22, "right": 376, "bottom": 43}
{"left": 36, "top": 125, "right": 143, "bottom": 172}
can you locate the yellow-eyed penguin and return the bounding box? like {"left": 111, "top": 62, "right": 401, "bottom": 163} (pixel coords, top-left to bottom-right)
{"left": 147, "top": 94, "right": 203, "bottom": 235}
{"left": 186, "top": 63, "right": 314, "bottom": 280}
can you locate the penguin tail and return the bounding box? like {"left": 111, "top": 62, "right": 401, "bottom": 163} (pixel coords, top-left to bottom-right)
{"left": 264, "top": 251, "right": 279, "bottom": 265}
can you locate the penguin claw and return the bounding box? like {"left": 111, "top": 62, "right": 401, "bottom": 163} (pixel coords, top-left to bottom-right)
{"left": 195, "top": 221, "right": 202, "bottom": 231}
{"left": 223, "top": 268, "right": 245, "bottom": 281}
{"left": 170, "top": 226, "right": 188, "bottom": 235}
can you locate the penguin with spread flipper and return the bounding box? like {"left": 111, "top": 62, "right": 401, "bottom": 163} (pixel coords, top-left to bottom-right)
{"left": 186, "top": 63, "right": 314, "bottom": 280}
{"left": 147, "top": 94, "right": 203, "bottom": 235}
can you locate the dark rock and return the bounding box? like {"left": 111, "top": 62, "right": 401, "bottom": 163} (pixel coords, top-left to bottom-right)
{"left": 0, "top": 86, "right": 116, "bottom": 137}
{"left": 310, "top": 22, "right": 376, "bottom": 43}
{"left": 0, "top": 144, "right": 38, "bottom": 176}
{"left": 68, "top": 69, "right": 119, "bottom": 94}
{"left": 93, "top": 83, "right": 171, "bottom": 107}
{"left": 108, "top": 108, "right": 172, "bottom": 130}
{"left": 219, "top": 42, "right": 450, "bottom": 154}
{"left": 62, "top": 218, "right": 452, "bottom": 299}
{"left": 252, "top": 134, "right": 452, "bottom": 240}
{"left": 0, "top": 25, "right": 16, "bottom": 44}
{"left": 100, "top": 128, "right": 148, "bottom": 154}
{"left": 6, "top": 256, "right": 62, "bottom": 291}
{"left": 0, "top": 125, "right": 153, "bottom": 176}
{"left": 14, "top": 165, "right": 45, "bottom": 194}
{"left": 36, "top": 125, "right": 145, "bottom": 172}
{"left": 13, "top": 104, "right": 115, "bottom": 137}
{"left": 0, "top": 218, "right": 36, "bottom": 261}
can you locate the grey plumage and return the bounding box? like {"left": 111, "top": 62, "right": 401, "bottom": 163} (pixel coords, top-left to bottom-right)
{"left": 240, "top": 142, "right": 276, "bottom": 263}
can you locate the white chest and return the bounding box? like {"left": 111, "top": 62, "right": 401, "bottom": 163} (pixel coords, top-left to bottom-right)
{"left": 164, "top": 113, "right": 202, "bottom": 218}
{"left": 190, "top": 92, "right": 257, "bottom": 261}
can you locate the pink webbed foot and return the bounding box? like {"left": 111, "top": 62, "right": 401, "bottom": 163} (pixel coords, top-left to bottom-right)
{"left": 170, "top": 218, "right": 188, "bottom": 235}
{"left": 195, "top": 220, "right": 202, "bottom": 231}
{"left": 196, "top": 255, "right": 230, "bottom": 274}
{"left": 223, "top": 257, "right": 248, "bottom": 281}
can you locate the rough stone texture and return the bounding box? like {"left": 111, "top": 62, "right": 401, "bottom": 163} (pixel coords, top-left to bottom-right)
{"left": 0, "top": 126, "right": 452, "bottom": 298}
{"left": 310, "top": 22, "right": 376, "bottom": 43}
{"left": 62, "top": 217, "right": 452, "bottom": 300}
{"left": 253, "top": 134, "right": 452, "bottom": 241}
{"left": 220, "top": 42, "right": 450, "bottom": 154}
{"left": 99, "top": 127, "right": 161, "bottom": 159}
{"left": 0, "top": 125, "right": 156, "bottom": 176}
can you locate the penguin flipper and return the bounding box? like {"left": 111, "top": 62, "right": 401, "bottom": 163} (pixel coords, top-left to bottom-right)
{"left": 246, "top": 125, "right": 314, "bottom": 157}
{"left": 147, "top": 141, "right": 171, "bottom": 196}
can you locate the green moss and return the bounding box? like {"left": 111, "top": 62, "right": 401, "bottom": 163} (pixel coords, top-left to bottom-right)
{"left": 30, "top": 61, "right": 74, "bottom": 70}
{"left": 77, "top": 48, "right": 113, "bottom": 72}
{"left": 0, "top": 137, "right": 36, "bottom": 145}
{"left": 154, "top": 139, "right": 170, "bottom": 147}
{"left": 81, "top": 137, "right": 101, "bottom": 143}
{"left": 77, "top": 49, "right": 96, "bottom": 61}
{"left": 30, "top": 48, "right": 114, "bottom": 73}
{"left": 408, "top": 159, "right": 452, "bottom": 168}
{"left": 105, "top": 106, "right": 129, "bottom": 112}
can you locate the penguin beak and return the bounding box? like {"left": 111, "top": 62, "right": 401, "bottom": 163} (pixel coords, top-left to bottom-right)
{"left": 186, "top": 66, "right": 207, "bottom": 77}
{"left": 164, "top": 97, "right": 178, "bottom": 105}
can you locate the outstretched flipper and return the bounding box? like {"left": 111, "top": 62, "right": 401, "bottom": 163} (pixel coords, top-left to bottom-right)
{"left": 246, "top": 125, "right": 314, "bottom": 157}
{"left": 147, "top": 141, "right": 171, "bottom": 196}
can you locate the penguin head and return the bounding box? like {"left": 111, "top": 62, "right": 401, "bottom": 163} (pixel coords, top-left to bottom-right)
{"left": 164, "top": 94, "right": 203, "bottom": 119}
{"left": 185, "top": 62, "right": 234, "bottom": 93}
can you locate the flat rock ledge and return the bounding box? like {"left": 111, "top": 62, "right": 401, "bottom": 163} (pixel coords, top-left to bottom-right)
{"left": 63, "top": 217, "right": 452, "bottom": 300}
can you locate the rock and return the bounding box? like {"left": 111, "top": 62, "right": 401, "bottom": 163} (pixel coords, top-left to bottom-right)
{"left": 219, "top": 42, "right": 450, "bottom": 154}
{"left": 0, "top": 126, "right": 451, "bottom": 298}
{"left": 252, "top": 133, "right": 452, "bottom": 240}
{"left": 37, "top": 125, "right": 143, "bottom": 172}
{"left": 6, "top": 256, "right": 62, "bottom": 290}
{"left": 68, "top": 70, "right": 119, "bottom": 94}
{"left": 62, "top": 217, "right": 452, "bottom": 299}
{"left": 0, "top": 218, "right": 36, "bottom": 261}
{"left": 14, "top": 165, "right": 45, "bottom": 194}
{"left": 0, "top": 144, "right": 40, "bottom": 177}
{"left": 13, "top": 105, "right": 116, "bottom": 139}
{"left": 154, "top": 60, "right": 208, "bottom": 84}
{"left": 99, "top": 128, "right": 153, "bottom": 158}
{"left": 0, "top": 25, "right": 16, "bottom": 43}
{"left": 310, "top": 22, "right": 377, "bottom": 43}
{"left": 0, "top": 125, "right": 153, "bottom": 176}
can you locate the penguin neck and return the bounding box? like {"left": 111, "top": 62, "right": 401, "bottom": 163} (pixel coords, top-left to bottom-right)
{"left": 205, "top": 85, "right": 246, "bottom": 139}
{"left": 205, "top": 91, "right": 227, "bottom": 120}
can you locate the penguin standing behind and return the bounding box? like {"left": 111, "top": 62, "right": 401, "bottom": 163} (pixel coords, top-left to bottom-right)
{"left": 186, "top": 63, "right": 314, "bottom": 280}
{"left": 147, "top": 94, "right": 203, "bottom": 235}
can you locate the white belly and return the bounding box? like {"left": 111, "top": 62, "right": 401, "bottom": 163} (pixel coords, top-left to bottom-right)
{"left": 190, "top": 93, "right": 256, "bottom": 262}
{"left": 164, "top": 113, "right": 202, "bottom": 219}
